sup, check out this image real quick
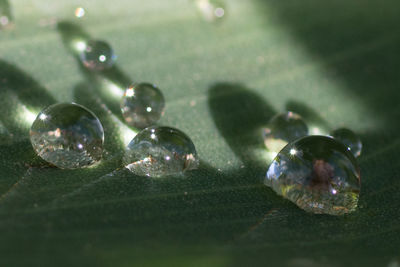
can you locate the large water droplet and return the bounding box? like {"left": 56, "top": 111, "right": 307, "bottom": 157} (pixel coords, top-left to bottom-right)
{"left": 265, "top": 135, "right": 360, "bottom": 215}
{"left": 123, "top": 126, "right": 199, "bottom": 177}
{"left": 80, "top": 40, "right": 116, "bottom": 71}
{"left": 263, "top": 112, "right": 308, "bottom": 154}
{"left": 330, "top": 128, "right": 362, "bottom": 157}
{"left": 30, "top": 103, "right": 104, "bottom": 169}
{"left": 121, "top": 83, "right": 165, "bottom": 129}
{"left": 195, "top": 0, "right": 226, "bottom": 22}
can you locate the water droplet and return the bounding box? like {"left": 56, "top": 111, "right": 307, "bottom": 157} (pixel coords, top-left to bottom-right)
{"left": 266, "top": 135, "right": 360, "bottom": 215}
{"left": 0, "top": 0, "right": 13, "bottom": 29}
{"left": 74, "top": 7, "right": 85, "bottom": 18}
{"left": 195, "top": 0, "right": 226, "bottom": 22}
{"left": 263, "top": 112, "right": 308, "bottom": 154}
{"left": 330, "top": 128, "right": 362, "bottom": 157}
{"left": 121, "top": 83, "right": 165, "bottom": 129}
{"left": 80, "top": 40, "right": 116, "bottom": 71}
{"left": 123, "top": 126, "right": 199, "bottom": 177}
{"left": 30, "top": 103, "right": 104, "bottom": 169}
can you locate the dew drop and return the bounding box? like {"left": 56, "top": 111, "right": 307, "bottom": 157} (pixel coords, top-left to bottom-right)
{"left": 121, "top": 83, "right": 165, "bottom": 129}
{"left": 0, "top": 0, "right": 13, "bottom": 29}
{"left": 74, "top": 7, "right": 85, "bottom": 18}
{"left": 195, "top": 0, "right": 226, "bottom": 22}
{"left": 30, "top": 103, "right": 104, "bottom": 169}
{"left": 330, "top": 128, "right": 362, "bottom": 157}
{"left": 265, "top": 135, "right": 360, "bottom": 215}
{"left": 263, "top": 112, "right": 308, "bottom": 154}
{"left": 80, "top": 40, "right": 116, "bottom": 71}
{"left": 123, "top": 126, "right": 199, "bottom": 177}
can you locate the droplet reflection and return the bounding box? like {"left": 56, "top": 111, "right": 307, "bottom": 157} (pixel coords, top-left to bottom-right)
{"left": 80, "top": 40, "right": 116, "bottom": 71}
{"left": 195, "top": 0, "right": 226, "bottom": 22}
{"left": 74, "top": 7, "right": 85, "bottom": 18}
{"left": 266, "top": 135, "right": 360, "bottom": 215}
{"left": 123, "top": 126, "right": 199, "bottom": 177}
{"left": 0, "top": 0, "right": 13, "bottom": 29}
{"left": 263, "top": 111, "right": 308, "bottom": 155}
{"left": 121, "top": 83, "right": 165, "bottom": 129}
{"left": 30, "top": 103, "right": 104, "bottom": 169}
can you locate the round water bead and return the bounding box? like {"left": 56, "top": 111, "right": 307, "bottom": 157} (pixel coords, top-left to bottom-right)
{"left": 330, "top": 128, "right": 362, "bottom": 157}
{"left": 123, "top": 126, "right": 199, "bottom": 177}
{"left": 0, "top": 0, "right": 13, "bottom": 29}
{"left": 263, "top": 112, "right": 308, "bottom": 155}
{"left": 80, "top": 40, "right": 116, "bottom": 71}
{"left": 266, "top": 135, "right": 360, "bottom": 215}
{"left": 195, "top": 0, "right": 226, "bottom": 22}
{"left": 121, "top": 83, "right": 165, "bottom": 129}
{"left": 30, "top": 103, "right": 104, "bottom": 169}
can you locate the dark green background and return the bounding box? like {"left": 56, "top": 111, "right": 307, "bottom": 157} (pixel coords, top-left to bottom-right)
{"left": 0, "top": 0, "right": 399, "bottom": 266}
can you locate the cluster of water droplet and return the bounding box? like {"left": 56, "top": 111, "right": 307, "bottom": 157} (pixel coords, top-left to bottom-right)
{"left": 263, "top": 111, "right": 362, "bottom": 215}
{"left": 26, "top": 8, "right": 197, "bottom": 177}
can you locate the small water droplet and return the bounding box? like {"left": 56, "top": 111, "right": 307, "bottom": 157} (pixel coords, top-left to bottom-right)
{"left": 0, "top": 0, "right": 13, "bottom": 29}
{"left": 195, "top": 0, "right": 226, "bottom": 22}
{"left": 121, "top": 83, "right": 165, "bottom": 129}
{"left": 263, "top": 112, "right": 308, "bottom": 154}
{"left": 123, "top": 126, "right": 199, "bottom": 177}
{"left": 30, "top": 103, "right": 104, "bottom": 169}
{"left": 80, "top": 40, "right": 116, "bottom": 71}
{"left": 266, "top": 135, "right": 360, "bottom": 215}
{"left": 74, "top": 7, "right": 85, "bottom": 18}
{"left": 330, "top": 128, "right": 362, "bottom": 157}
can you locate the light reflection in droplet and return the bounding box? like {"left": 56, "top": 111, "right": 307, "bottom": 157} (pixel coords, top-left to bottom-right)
{"left": 195, "top": 0, "right": 226, "bottom": 22}
{"left": 214, "top": 7, "right": 225, "bottom": 17}
{"left": 99, "top": 55, "right": 106, "bottom": 62}
{"left": 125, "top": 88, "right": 134, "bottom": 97}
{"left": 74, "top": 7, "right": 85, "bottom": 18}
{"left": 39, "top": 113, "right": 48, "bottom": 121}
{"left": 0, "top": 16, "right": 9, "bottom": 26}
{"left": 73, "top": 40, "right": 87, "bottom": 53}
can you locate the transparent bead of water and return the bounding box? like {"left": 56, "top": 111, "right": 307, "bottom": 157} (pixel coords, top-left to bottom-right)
{"left": 0, "top": 0, "right": 13, "bottom": 29}
{"left": 123, "top": 126, "right": 199, "bottom": 177}
{"left": 80, "top": 40, "right": 116, "bottom": 71}
{"left": 121, "top": 83, "right": 165, "bottom": 129}
{"left": 330, "top": 128, "right": 362, "bottom": 157}
{"left": 195, "top": 0, "right": 226, "bottom": 22}
{"left": 30, "top": 103, "right": 104, "bottom": 169}
{"left": 263, "top": 111, "right": 308, "bottom": 155}
{"left": 266, "top": 135, "right": 360, "bottom": 215}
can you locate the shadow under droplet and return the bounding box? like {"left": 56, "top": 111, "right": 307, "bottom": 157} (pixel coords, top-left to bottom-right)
{"left": 57, "top": 20, "right": 132, "bottom": 120}
{"left": 208, "top": 82, "right": 275, "bottom": 170}
{"left": 0, "top": 59, "right": 55, "bottom": 137}
{"left": 0, "top": 59, "right": 56, "bottom": 193}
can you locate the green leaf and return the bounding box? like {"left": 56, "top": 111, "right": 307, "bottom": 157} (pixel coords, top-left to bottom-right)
{"left": 0, "top": 0, "right": 399, "bottom": 266}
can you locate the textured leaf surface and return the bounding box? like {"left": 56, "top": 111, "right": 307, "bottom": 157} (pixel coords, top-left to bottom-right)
{"left": 0, "top": 0, "right": 399, "bottom": 266}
